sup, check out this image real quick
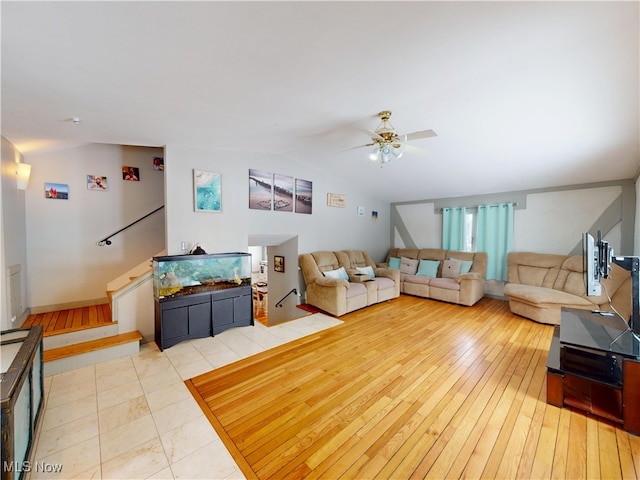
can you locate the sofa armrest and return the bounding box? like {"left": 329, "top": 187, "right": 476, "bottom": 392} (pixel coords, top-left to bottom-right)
{"left": 375, "top": 267, "right": 400, "bottom": 282}
{"left": 349, "top": 273, "right": 371, "bottom": 283}
{"left": 314, "top": 277, "right": 349, "bottom": 289}
{"left": 457, "top": 272, "right": 482, "bottom": 283}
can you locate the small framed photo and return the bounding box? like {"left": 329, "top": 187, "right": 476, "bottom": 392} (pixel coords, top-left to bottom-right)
{"left": 122, "top": 166, "right": 140, "bottom": 181}
{"left": 153, "top": 157, "right": 164, "bottom": 171}
{"left": 45, "top": 182, "right": 69, "bottom": 200}
{"left": 274, "top": 255, "right": 285, "bottom": 273}
{"left": 327, "top": 193, "right": 346, "bottom": 208}
{"left": 87, "top": 175, "right": 108, "bottom": 191}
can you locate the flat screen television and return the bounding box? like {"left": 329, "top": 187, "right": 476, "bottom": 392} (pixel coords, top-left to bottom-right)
{"left": 582, "top": 231, "right": 612, "bottom": 297}
{"left": 583, "top": 230, "right": 640, "bottom": 337}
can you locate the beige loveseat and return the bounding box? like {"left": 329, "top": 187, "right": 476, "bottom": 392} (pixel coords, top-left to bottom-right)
{"left": 385, "top": 248, "right": 487, "bottom": 306}
{"left": 299, "top": 250, "right": 400, "bottom": 317}
{"left": 503, "top": 252, "right": 632, "bottom": 325}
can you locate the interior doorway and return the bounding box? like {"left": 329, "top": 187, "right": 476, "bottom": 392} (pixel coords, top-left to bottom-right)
{"left": 248, "top": 234, "right": 307, "bottom": 326}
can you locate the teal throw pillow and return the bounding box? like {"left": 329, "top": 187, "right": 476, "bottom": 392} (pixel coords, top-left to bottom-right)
{"left": 417, "top": 259, "right": 439, "bottom": 277}
{"left": 450, "top": 258, "right": 473, "bottom": 274}
{"left": 388, "top": 257, "right": 401, "bottom": 269}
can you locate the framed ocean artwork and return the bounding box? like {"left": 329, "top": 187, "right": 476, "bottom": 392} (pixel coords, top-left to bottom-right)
{"left": 193, "top": 170, "right": 222, "bottom": 212}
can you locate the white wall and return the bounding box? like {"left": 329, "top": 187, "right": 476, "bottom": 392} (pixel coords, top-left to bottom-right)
{"left": 1, "top": 137, "right": 28, "bottom": 329}
{"left": 514, "top": 186, "right": 622, "bottom": 254}
{"left": 392, "top": 181, "right": 633, "bottom": 256}
{"left": 25, "top": 144, "right": 165, "bottom": 309}
{"left": 164, "top": 145, "right": 391, "bottom": 261}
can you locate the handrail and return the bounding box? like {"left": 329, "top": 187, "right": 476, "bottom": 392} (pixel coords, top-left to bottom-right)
{"left": 97, "top": 205, "right": 164, "bottom": 246}
{"left": 275, "top": 288, "right": 298, "bottom": 308}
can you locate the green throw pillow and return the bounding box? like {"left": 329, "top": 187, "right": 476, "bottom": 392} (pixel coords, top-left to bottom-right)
{"left": 450, "top": 258, "right": 473, "bottom": 274}
{"left": 388, "top": 257, "right": 401, "bottom": 269}
{"left": 417, "top": 260, "right": 439, "bottom": 277}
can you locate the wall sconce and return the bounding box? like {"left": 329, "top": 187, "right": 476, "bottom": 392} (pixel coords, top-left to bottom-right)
{"left": 16, "top": 163, "right": 32, "bottom": 190}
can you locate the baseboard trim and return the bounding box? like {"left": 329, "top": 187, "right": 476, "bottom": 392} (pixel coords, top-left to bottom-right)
{"left": 30, "top": 297, "right": 109, "bottom": 315}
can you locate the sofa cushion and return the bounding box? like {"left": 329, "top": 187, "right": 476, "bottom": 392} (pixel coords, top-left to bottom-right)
{"left": 429, "top": 277, "right": 460, "bottom": 291}
{"left": 400, "top": 257, "right": 419, "bottom": 275}
{"left": 442, "top": 259, "right": 462, "bottom": 279}
{"left": 450, "top": 258, "right": 473, "bottom": 274}
{"left": 375, "top": 277, "right": 395, "bottom": 290}
{"left": 345, "top": 282, "right": 367, "bottom": 298}
{"left": 504, "top": 283, "right": 594, "bottom": 307}
{"left": 357, "top": 266, "right": 375, "bottom": 278}
{"left": 417, "top": 260, "right": 439, "bottom": 277}
{"left": 403, "top": 274, "right": 432, "bottom": 285}
{"left": 388, "top": 257, "right": 401, "bottom": 269}
{"left": 324, "top": 267, "right": 348, "bottom": 281}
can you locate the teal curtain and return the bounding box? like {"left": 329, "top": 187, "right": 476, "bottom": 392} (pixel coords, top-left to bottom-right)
{"left": 442, "top": 207, "right": 467, "bottom": 251}
{"left": 476, "top": 203, "right": 514, "bottom": 281}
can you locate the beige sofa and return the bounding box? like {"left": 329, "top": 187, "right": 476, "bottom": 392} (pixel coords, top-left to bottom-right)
{"left": 385, "top": 248, "right": 487, "bottom": 306}
{"left": 503, "top": 252, "right": 632, "bottom": 325}
{"left": 299, "top": 250, "right": 400, "bottom": 317}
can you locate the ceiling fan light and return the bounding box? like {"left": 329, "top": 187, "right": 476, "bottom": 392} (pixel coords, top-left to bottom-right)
{"left": 368, "top": 148, "right": 379, "bottom": 162}
{"left": 392, "top": 147, "right": 404, "bottom": 159}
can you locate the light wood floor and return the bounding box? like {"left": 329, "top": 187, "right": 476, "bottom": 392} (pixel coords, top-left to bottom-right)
{"left": 22, "top": 303, "right": 114, "bottom": 335}
{"left": 187, "top": 296, "right": 639, "bottom": 479}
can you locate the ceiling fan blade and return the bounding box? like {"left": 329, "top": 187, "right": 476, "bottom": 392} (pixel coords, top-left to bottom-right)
{"left": 402, "top": 129, "right": 437, "bottom": 142}
{"left": 401, "top": 143, "right": 428, "bottom": 156}
{"left": 341, "top": 142, "right": 376, "bottom": 152}
{"left": 363, "top": 129, "right": 385, "bottom": 142}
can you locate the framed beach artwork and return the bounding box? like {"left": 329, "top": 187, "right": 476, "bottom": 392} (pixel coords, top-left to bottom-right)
{"left": 249, "top": 169, "right": 273, "bottom": 210}
{"left": 87, "top": 175, "right": 108, "bottom": 191}
{"left": 295, "top": 178, "right": 312, "bottom": 214}
{"left": 45, "top": 182, "right": 69, "bottom": 200}
{"left": 193, "top": 170, "right": 222, "bottom": 212}
{"left": 273, "top": 174, "right": 294, "bottom": 212}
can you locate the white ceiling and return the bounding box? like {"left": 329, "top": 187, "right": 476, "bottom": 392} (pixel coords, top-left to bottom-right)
{"left": 2, "top": 1, "right": 639, "bottom": 202}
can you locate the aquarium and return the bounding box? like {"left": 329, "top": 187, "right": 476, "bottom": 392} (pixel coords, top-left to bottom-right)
{"left": 153, "top": 252, "right": 252, "bottom": 299}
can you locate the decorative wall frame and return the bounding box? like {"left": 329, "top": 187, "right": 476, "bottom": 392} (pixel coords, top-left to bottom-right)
{"left": 45, "top": 183, "right": 69, "bottom": 200}
{"left": 274, "top": 255, "right": 285, "bottom": 273}
{"left": 122, "top": 166, "right": 140, "bottom": 181}
{"left": 327, "top": 193, "right": 346, "bottom": 208}
{"left": 249, "top": 169, "right": 273, "bottom": 210}
{"left": 273, "top": 174, "right": 294, "bottom": 212}
{"left": 193, "top": 170, "right": 222, "bottom": 212}
{"left": 87, "top": 175, "right": 108, "bottom": 191}
{"left": 295, "top": 179, "right": 312, "bottom": 214}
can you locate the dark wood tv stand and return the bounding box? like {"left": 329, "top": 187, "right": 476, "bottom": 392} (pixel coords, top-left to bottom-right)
{"left": 546, "top": 308, "right": 640, "bottom": 435}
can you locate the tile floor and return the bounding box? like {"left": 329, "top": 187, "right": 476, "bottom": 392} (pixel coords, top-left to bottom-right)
{"left": 30, "top": 313, "right": 342, "bottom": 480}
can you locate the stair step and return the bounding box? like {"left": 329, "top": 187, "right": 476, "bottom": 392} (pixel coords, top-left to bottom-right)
{"left": 43, "top": 322, "right": 119, "bottom": 350}
{"left": 44, "top": 331, "right": 142, "bottom": 362}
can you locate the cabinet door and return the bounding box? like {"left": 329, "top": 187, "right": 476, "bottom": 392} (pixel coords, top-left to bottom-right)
{"left": 162, "top": 307, "right": 189, "bottom": 339}
{"left": 189, "top": 302, "right": 212, "bottom": 334}
{"left": 213, "top": 297, "right": 234, "bottom": 333}
{"left": 233, "top": 294, "right": 252, "bottom": 327}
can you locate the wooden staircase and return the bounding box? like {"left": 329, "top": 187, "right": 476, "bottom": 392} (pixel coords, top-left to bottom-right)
{"left": 23, "top": 304, "right": 143, "bottom": 376}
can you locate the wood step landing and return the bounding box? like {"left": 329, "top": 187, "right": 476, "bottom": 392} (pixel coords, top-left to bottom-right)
{"left": 24, "top": 303, "right": 113, "bottom": 336}
{"left": 43, "top": 331, "right": 143, "bottom": 377}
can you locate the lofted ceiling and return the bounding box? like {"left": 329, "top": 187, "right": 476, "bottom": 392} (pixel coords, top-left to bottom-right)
{"left": 2, "top": 1, "right": 639, "bottom": 203}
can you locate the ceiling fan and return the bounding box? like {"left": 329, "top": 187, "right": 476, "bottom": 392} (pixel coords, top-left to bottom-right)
{"left": 352, "top": 111, "right": 437, "bottom": 165}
